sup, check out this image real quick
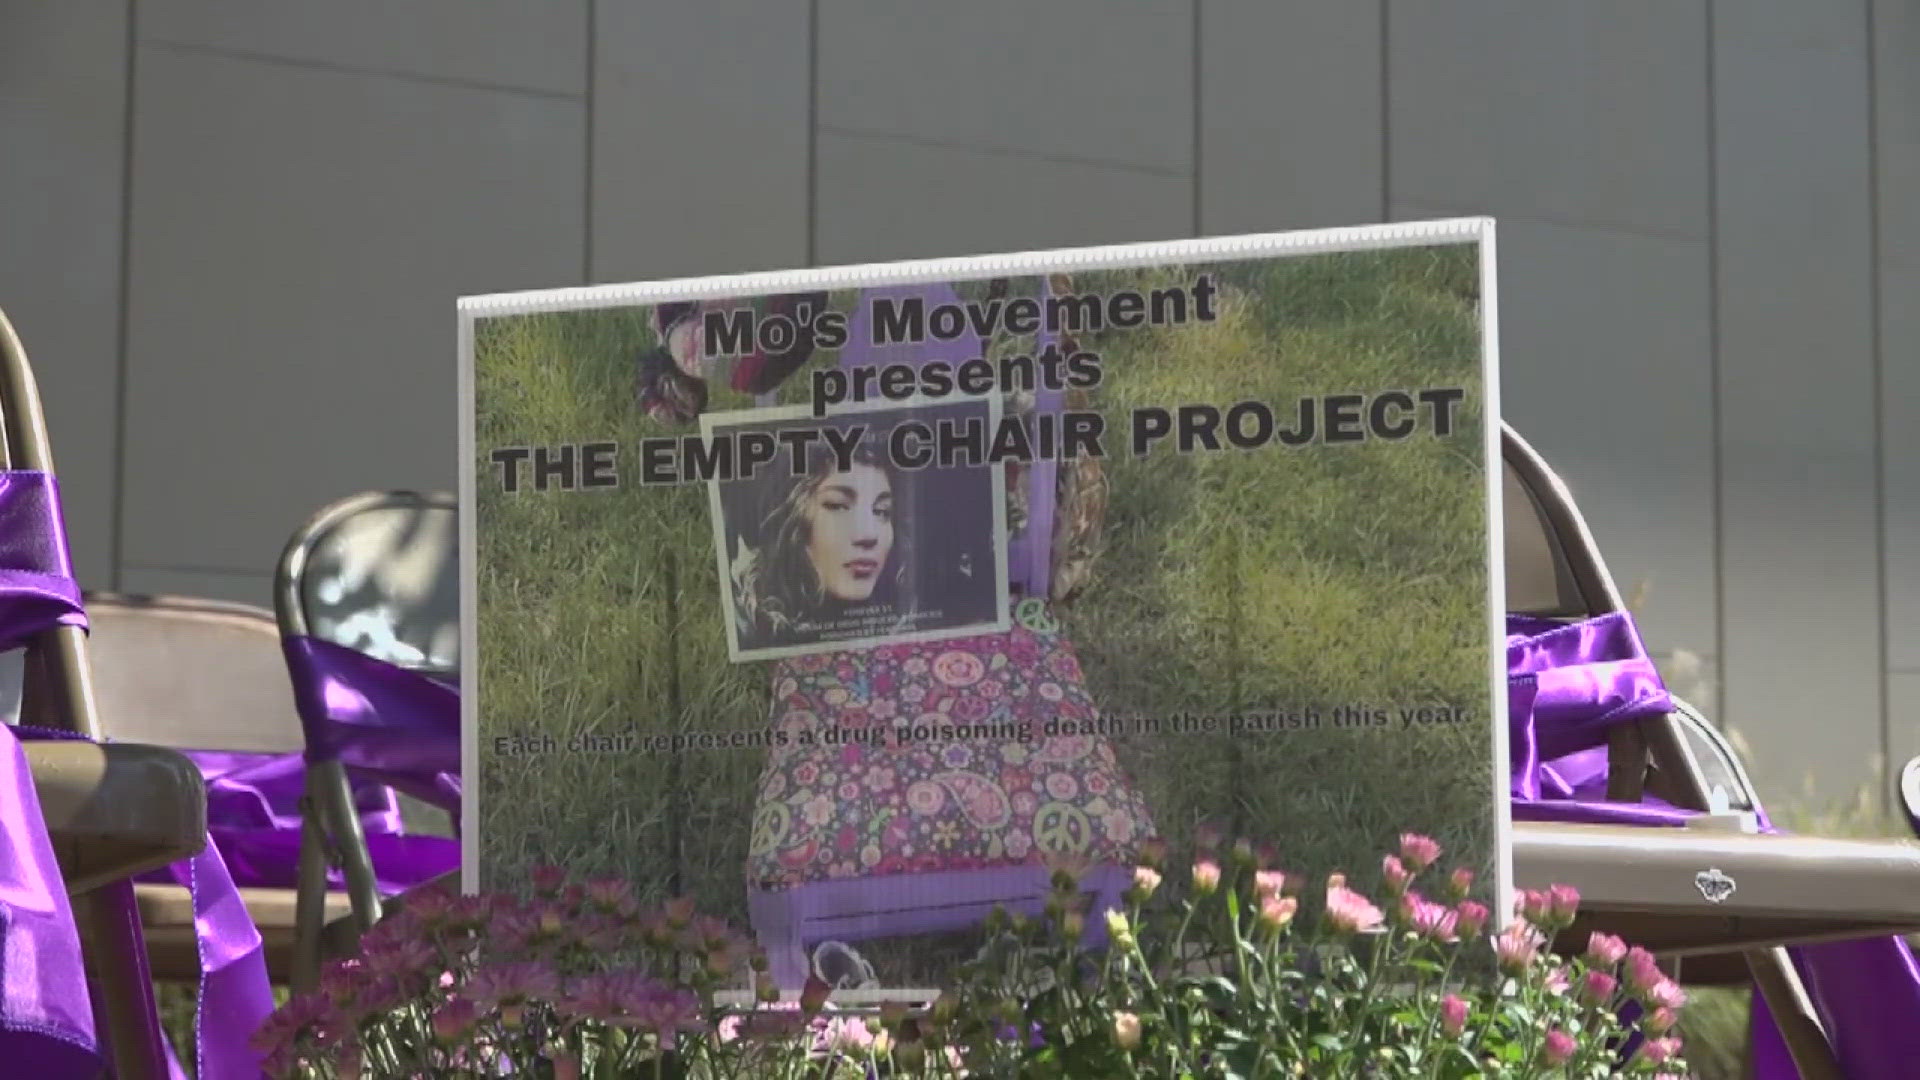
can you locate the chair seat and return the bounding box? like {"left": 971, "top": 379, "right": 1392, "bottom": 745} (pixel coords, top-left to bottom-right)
{"left": 26, "top": 739, "right": 207, "bottom": 894}
{"left": 1515, "top": 819, "right": 1920, "bottom": 973}
{"left": 128, "top": 884, "right": 359, "bottom": 983}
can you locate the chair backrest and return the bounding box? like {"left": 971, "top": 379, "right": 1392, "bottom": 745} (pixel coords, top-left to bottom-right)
{"left": 275, "top": 491, "right": 459, "bottom": 677}
{"left": 80, "top": 593, "right": 306, "bottom": 755}
{"left": 0, "top": 308, "right": 106, "bottom": 739}
{"left": 1500, "top": 424, "right": 1713, "bottom": 810}
{"left": 1899, "top": 755, "right": 1920, "bottom": 839}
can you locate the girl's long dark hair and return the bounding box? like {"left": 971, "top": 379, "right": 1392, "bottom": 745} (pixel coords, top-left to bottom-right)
{"left": 735, "top": 425, "right": 914, "bottom": 643}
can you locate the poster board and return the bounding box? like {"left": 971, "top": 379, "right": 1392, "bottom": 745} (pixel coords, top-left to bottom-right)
{"left": 459, "top": 219, "right": 1508, "bottom": 989}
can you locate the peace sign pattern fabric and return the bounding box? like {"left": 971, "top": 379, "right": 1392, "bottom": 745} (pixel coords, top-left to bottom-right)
{"left": 747, "top": 600, "right": 1157, "bottom": 889}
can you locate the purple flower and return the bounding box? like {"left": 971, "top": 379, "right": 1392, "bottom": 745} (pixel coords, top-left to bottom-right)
{"left": 623, "top": 984, "right": 707, "bottom": 1043}
{"left": 464, "top": 961, "right": 562, "bottom": 1013}
{"left": 557, "top": 969, "right": 660, "bottom": 1023}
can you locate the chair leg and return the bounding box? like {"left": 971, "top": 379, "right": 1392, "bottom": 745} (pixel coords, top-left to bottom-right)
{"left": 1744, "top": 947, "right": 1843, "bottom": 1080}
{"left": 290, "top": 775, "right": 334, "bottom": 993}
{"left": 74, "top": 881, "right": 171, "bottom": 1080}
{"left": 313, "top": 758, "right": 384, "bottom": 932}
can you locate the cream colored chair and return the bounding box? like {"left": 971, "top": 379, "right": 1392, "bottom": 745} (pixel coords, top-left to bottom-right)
{"left": 81, "top": 593, "right": 358, "bottom": 984}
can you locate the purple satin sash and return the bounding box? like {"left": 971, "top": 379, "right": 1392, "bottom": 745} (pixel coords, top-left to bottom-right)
{"left": 0, "top": 470, "right": 272, "bottom": 1077}
{"left": 0, "top": 473, "right": 102, "bottom": 1073}
{"left": 1508, "top": 610, "right": 1920, "bottom": 1078}
{"left": 151, "top": 749, "right": 457, "bottom": 895}
{"left": 282, "top": 636, "right": 461, "bottom": 815}
{"left": 0, "top": 723, "right": 100, "bottom": 1075}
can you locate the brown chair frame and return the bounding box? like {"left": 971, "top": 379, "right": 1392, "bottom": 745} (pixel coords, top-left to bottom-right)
{"left": 0, "top": 308, "right": 202, "bottom": 1078}
{"left": 274, "top": 489, "right": 459, "bottom": 990}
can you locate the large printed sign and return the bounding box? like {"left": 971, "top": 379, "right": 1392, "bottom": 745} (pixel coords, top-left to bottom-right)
{"left": 459, "top": 220, "right": 1509, "bottom": 989}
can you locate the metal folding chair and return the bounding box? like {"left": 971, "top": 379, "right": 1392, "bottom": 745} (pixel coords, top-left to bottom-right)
{"left": 0, "top": 307, "right": 207, "bottom": 1079}
{"left": 274, "top": 490, "right": 459, "bottom": 988}
{"left": 1504, "top": 423, "right": 1920, "bottom": 1079}
{"left": 80, "top": 593, "right": 359, "bottom": 983}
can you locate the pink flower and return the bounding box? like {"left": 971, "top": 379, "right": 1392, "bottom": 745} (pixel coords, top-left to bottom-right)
{"left": 1646, "top": 977, "right": 1687, "bottom": 1010}
{"left": 1645, "top": 1006, "right": 1679, "bottom": 1035}
{"left": 1130, "top": 865, "right": 1163, "bottom": 901}
{"left": 1494, "top": 922, "right": 1542, "bottom": 975}
{"left": 1637, "top": 1036, "right": 1683, "bottom": 1066}
{"left": 1253, "top": 870, "right": 1287, "bottom": 901}
{"left": 1445, "top": 867, "right": 1474, "bottom": 901}
{"left": 530, "top": 864, "right": 567, "bottom": 896}
{"left": 625, "top": 984, "right": 707, "bottom": 1043}
{"left": 1401, "top": 894, "right": 1459, "bottom": 942}
{"left": 1453, "top": 900, "right": 1490, "bottom": 939}
{"left": 1516, "top": 889, "right": 1550, "bottom": 925}
{"left": 559, "top": 970, "right": 667, "bottom": 1024}
{"left": 1585, "top": 932, "right": 1628, "bottom": 968}
{"left": 1136, "top": 838, "right": 1169, "bottom": 869}
{"left": 1624, "top": 947, "right": 1665, "bottom": 994}
{"left": 1399, "top": 833, "right": 1442, "bottom": 871}
{"left": 1191, "top": 859, "right": 1222, "bottom": 895}
{"left": 465, "top": 962, "right": 561, "bottom": 1011}
{"left": 1541, "top": 1029, "right": 1576, "bottom": 1066}
{"left": 1546, "top": 884, "right": 1580, "bottom": 925}
{"left": 1580, "top": 970, "right": 1618, "bottom": 1006}
{"left": 1257, "top": 896, "right": 1299, "bottom": 934}
{"left": 1324, "top": 886, "right": 1384, "bottom": 935}
{"left": 584, "top": 878, "right": 636, "bottom": 914}
{"left": 361, "top": 937, "right": 435, "bottom": 984}
{"left": 1381, "top": 855, "right": 1412, "bottom": 896}
{"left": 1439, "top": 994, "right": 1469, "bottom": 1038}
{"left": 663, "top": 897, "right": 697, "bottom": 927}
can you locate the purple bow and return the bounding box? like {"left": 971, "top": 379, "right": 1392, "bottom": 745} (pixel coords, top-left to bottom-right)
{"left": 0, "top": 471, "right": 273, "bottom": 1077}
{"left": 1508, "top": 610, "right": 1920, "bottom": 1078}
{"left": 282, "top": 635, "right": 461, "bottom": 816}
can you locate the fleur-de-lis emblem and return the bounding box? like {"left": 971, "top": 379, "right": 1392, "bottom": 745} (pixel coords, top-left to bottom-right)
{"left": 1694, "top": 868, "right": 1736, "bottom": 904}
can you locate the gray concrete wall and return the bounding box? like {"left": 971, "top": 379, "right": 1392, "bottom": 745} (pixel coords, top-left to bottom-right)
{"left": 1, "top": 1, "right": 1911, "bottom": 810}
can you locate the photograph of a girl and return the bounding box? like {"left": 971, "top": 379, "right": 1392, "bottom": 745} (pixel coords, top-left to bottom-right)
{"left": 707, "top": 399, "right": 1009, "bottom": 662}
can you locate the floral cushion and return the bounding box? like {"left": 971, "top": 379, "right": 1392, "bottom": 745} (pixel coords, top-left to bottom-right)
{"left": 748, "top": 600, "right": 1157, "bottom": 889}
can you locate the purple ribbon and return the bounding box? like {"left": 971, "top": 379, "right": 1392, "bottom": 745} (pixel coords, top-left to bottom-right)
{"left": 1508, "top": 610, "right": 1920, "bottom": 1078}
{"left": 0, "top": 723, "right": 100, "bottom": 1075}
{"left": 0, "top": 470, "right": 273, "bottom": 1077}
{"left": 150, "top": 749, "right": 458, "bottom": 895}
{"left": 0, "top": 473, "right": 104, "bottom": 1074}
{"left": 282, "top": 636, "right": 461, "bottom": 816}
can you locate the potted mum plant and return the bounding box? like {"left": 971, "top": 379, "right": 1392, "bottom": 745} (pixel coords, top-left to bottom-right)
{"left": 253, "top": 833, "right": 1690, "bottom": 1078}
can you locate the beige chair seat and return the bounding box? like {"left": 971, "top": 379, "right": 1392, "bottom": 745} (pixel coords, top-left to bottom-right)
{"left": 26, "top": 740, "right": 207, "bottom": 894}
{"left": 131, "top": 884, "right": 358, "bottom": 983}
{"left": 1516, "top": 820, "right": 1920, "bottom": 983}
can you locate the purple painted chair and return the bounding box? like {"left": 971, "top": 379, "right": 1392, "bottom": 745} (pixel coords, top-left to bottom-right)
{"left": 745, "top": 279, "right": 1156, "bottom": 988}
